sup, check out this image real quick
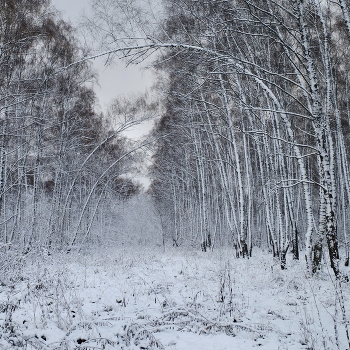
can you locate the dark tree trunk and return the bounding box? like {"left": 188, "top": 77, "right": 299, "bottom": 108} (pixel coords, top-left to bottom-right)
{"left": 312, "top": 240, "right": 323, "bottom": 273}
{"left": 241, "top": 240, "right": 249, "bottom": 258}
{"left": 345, "top": 249, "right": 349, "bottom": 267}
{"left": 326, "top": 230, "right": 340, "bottom": 278}
{"left": 271, "top": 240, "right": 279, "bottom": 258}
{"left": 207, "top": 233, "right": 211, "bottom": 248}
{"left": 292, "top": 227, "right": 299, "bottom": 260}
{"left": 280, "top": 244, "right": 289, "bottom": 270}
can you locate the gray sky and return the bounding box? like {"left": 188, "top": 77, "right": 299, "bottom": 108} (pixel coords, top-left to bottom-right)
{"left": 50, "top": 0, "right": 155, "bottom": 136}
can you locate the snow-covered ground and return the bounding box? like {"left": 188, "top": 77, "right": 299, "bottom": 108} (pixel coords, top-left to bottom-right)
{"left": 0, "top": 246, "right": 348, "bottom": 349}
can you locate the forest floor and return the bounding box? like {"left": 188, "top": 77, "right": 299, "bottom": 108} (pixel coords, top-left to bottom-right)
{"left": 0, "top": 245, "right": 349, "bottom": 349}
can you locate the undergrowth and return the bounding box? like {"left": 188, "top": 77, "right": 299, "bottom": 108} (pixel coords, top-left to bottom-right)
{"left": 0, "top": 246, "right": 347, "bottom": 349}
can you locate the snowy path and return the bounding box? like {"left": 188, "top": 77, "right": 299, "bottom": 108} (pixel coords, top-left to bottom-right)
{"left": 0, "top": 247, "right": 348, "bottom": 349}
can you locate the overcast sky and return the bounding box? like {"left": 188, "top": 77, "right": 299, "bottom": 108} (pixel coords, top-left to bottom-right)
{"left": 50, "top": 0, "right": 155, "bottom": 117}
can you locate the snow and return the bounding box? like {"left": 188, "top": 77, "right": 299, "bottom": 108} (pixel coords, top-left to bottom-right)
{"left": 0, "top": 245, "right": 348, "bottom": 349}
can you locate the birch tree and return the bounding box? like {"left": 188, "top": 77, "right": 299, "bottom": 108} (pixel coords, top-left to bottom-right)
{"left": 84, "top": 0, "right": 350, "bottom": 278}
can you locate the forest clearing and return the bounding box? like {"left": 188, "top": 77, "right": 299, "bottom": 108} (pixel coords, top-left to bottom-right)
{"left": 0, "top": 243, "right": 348, "bottom": 350}
{"left": 2, "top": 0, "right": 350, "bottom": 348}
